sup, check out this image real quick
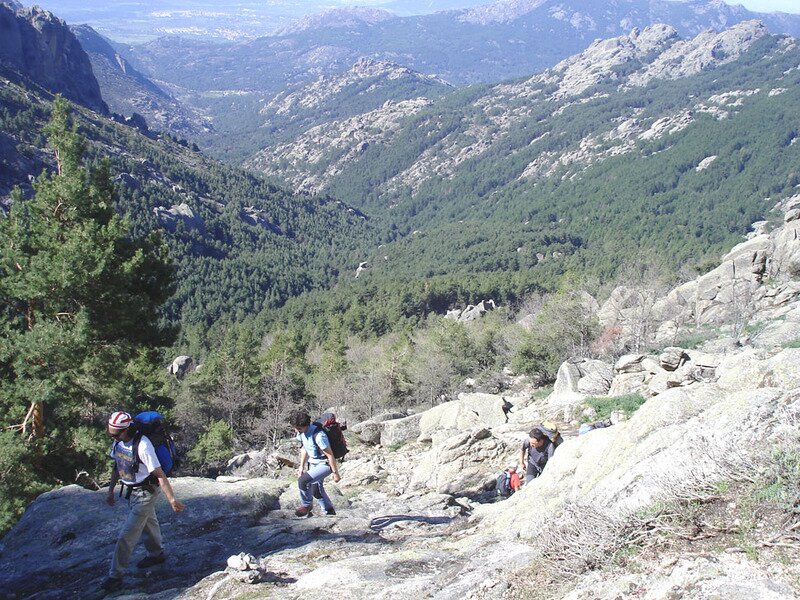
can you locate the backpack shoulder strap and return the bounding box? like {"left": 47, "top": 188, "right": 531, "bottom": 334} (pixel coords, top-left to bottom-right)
{"left": 131, "top": 431, "right": 144, "bottom": 471}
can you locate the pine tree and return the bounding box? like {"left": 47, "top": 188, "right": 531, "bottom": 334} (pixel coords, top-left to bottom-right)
{"left": 0, "top": 98, "right": 175, "bottom": 532}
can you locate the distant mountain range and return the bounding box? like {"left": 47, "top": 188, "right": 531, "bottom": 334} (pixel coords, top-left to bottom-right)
{"left": 95, "top": 0, "right": 800, "bottom": 160}
{"left": 4, "top": 0, "right": 800, "bottom": 326}
{"left": 0, "top": 2, "right": 375, "bottom": 325}
{"left": 245, "top": 20, "right": 800, "bottom": 280}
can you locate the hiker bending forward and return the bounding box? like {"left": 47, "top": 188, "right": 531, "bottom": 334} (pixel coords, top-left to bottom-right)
{"left": 290, "top": 410, "right": 341, "bottom": 517}
{"left": 103, "top": 411, "right": 185, "bottom": 592}
{"left": 520, "top": 427, "right": 555, "bottom": 484}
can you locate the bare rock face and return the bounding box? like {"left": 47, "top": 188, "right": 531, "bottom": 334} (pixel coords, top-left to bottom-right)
{"left": 483, "top": 382, "right": 800, "bottom": 542}
{"left": 0, "top": 478, "right": 288, "bottom": 598}
{"left": 0, "top": 4, "right": 107, "bottom": 114}
{"left": 609, "top": 197, "right": 800, "bottom": 348}
{"left": 551, "top": 24, "right": 680, "bottom": 99}
{"left": 561, "top": 552, "right": 797, "bottom": 600}
{"left": 770, "top": 214, "right": 800, "bottom": 281}
{"left": 627, "top": 20, "right": 769, "bottom": 87}
{"left": 153, "top": 203, "right": 204, "bottom": 232}
{"left": 716, "top": 347, "right": 800, "bottom": 391}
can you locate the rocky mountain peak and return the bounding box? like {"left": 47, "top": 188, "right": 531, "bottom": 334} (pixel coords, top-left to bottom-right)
{"left": 627, "top": 19, "right": 769, "bottom": 87}
{"left": 273, "top": 7, "right": 396, "bottom": 36}
{"left": 348, "top": 56, "right": 448, "bottom": 84}
{"left": 546, "top": 19, "right": 767, "bottom": 99}
{"left": 0, "top": 3, "right": 107, "bottom": 114}
{"left": 458, "top": 0, "right": 548, "bottom": 25}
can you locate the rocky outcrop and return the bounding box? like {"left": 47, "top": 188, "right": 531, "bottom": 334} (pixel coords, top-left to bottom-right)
{"left": 168, "top": 355, "right": 194, "bottom": 378}
{"left": 627, "top": 21, "right": 769, "bottom": 88}
{"left": 273, "top": 7, "right": 395, "bottom": 36}
{"left": 245, "top": 20, "right": 782, "bottom": 215}
{"left": 443, "top": 299, "right": 496, "bottom": 322}
{"left": 0, "top": 477, "right": 288, "bottom": 598}
{"left": 0, "top": 4, "right": 107, "bottom": 114}
{"left": 599, "top": 197, "right": 800, "bottom": 349}
{"left": 153, "top": 203, "right": 204, "bottom": 232}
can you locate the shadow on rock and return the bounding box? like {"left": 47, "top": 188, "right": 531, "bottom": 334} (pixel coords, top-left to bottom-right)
{"left": 369, "top": 515, "right": 454, "bottom": 531}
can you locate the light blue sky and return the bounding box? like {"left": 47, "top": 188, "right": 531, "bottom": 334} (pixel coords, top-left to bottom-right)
{"left": 731, "top": 0, "right": 800, "bottom": 11}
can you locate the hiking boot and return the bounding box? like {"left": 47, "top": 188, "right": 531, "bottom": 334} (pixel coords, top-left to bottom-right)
{"left": 137, "top": 553, "right": 166, "bottom": 568}
{"left": 102, "top": 577, "right": 123, "bottom": 592}
{"left": 294, "top": 505, "right": 313, "bottom": 517}
{"left": 324, "top": 508, "right": 337, "bottom": 516}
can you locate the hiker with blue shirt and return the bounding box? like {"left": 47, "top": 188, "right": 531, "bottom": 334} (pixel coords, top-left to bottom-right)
{"left": 289, "top": 410, "right": 341, "bottom": 517}
{"left": 102, "top": 411, "right": 185, "bottom": 592}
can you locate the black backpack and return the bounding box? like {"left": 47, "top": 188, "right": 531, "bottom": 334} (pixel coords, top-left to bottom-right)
{"left": 496, "top": 471, "right": 513, "bottom": 497}
{"left": 313, "top": 412, "right": 349, "bottom": 461}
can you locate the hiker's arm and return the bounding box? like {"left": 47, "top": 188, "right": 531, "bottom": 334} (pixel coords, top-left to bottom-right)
{"left": 105, "top": 467, "right": 119, "bottom": 505}
{"left": 519, "top": 446, "right": 526, "bottom": 471}
{"left": 297, "top": 448, "right": 308, "bottom": 477}
{"left": 321, "top": 446, "right": 341, "bottom": 482}
{"left": 153, "top": 467, "right": 185, "bottom": 512}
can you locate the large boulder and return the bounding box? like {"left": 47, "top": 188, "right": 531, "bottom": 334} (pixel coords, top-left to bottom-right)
{"left": 659, "top": 347, "right": 687, "bottom": 371}
{"left": 168, "top": 355, "right": 194, "bottom": 379}
{"left": 410, "top": 428, "right": 513, "bottom": 495}
{"left": 576, "top": 360, "right": 614, "bottom": 395}
{"left": 380, "top": 413, "right": 423, "bottom": 447}
{"left": 417, "top": 393, "right": 511, "bottom": 442}
{"left": 769, "top": 214, "right": 800, "bottom": 280}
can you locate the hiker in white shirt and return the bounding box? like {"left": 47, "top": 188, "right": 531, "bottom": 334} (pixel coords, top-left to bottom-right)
{"left": 102, "top": 411, "right": 185, "bottom": 592}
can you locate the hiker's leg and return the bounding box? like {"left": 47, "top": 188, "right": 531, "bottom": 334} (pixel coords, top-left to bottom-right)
{"left": 525, "top": 463, "right": 537, "bottom": 484}
{"left": 297, "top": 471, "right": 314, "bottom": 507}
{"left": 109, "top": 490, "right": 152, "bottom": 577}
{"left": 307, "top": 463, "right": 334, "bottom": 511}
{"left": 140, "top": 488, "right": 164, "bottom": 557}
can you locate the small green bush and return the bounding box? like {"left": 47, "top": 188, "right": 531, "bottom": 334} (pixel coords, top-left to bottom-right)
{"left": 782, "top": 338, "right": 800, "bottom": 349}
{"left": 583, "top": 393, "right": 647, "bottom": 422}
{"left": 187, "top": 420, "right": 234, "bottom": 467}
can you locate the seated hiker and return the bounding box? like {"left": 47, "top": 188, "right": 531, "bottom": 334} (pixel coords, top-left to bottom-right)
{"left": 519, "top": 427, "right": 556, "bottom": 484}
{"left": 289, "top": 410, "right": 342, "bottom": 517}
{"left": 579, "top": 418, "right": 613, "bottom": 436}
{"left": 496, "top": 463, "right": 522, "bottom": 498}
{"left": 103, "top": 411, "right": 185, "bottom": 592}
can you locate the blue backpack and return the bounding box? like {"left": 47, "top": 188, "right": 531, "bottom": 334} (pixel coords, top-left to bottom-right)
{"left": 132, "top": 411, "right": 177, "bottom": 475}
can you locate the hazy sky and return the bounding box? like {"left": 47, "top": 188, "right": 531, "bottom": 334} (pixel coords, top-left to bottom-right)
{"left": 733, "top": 0, "right": 800, "bottom": 11}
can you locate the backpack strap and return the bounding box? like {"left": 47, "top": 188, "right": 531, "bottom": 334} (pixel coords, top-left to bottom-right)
{"left": 131, "top": 431, "right": 143, "bottom": 473}
{"left": 308, "top": 423, "right": 328, "bottom": 459}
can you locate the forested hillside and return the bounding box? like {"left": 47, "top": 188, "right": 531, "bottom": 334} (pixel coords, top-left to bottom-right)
{"left": 0, "top": 76, "right": 377, "bottom": 327}
{"left": 248, "top": 25, "right": 800, "bottom": 286}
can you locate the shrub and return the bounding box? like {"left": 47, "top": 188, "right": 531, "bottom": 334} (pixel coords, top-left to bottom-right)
{"left": 583, "top": 393, "right": 646, "bottom": 422}
{"left": 187, "top": 420, "right": 234, "bottom": 468}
